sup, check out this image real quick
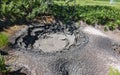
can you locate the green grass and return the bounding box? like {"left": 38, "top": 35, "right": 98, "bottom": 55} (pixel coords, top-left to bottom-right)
{"left": 54, "top": 0, "right": 120, "bottom": 8}
{"left": 108, "top": 67, "right": 120, "bottom": 75}
{"left": 52, "top": 0, "right": 120, "bottom": 30}
{"left": 0, "top": 33, "right": 8, "bottom": 49}
{"left": 0, "top": 54, "right": 10, "bottom": 74}
{"left": 0, "top": 0, "right": 120, "bottom": 30}
{"left": 76, "top": 0, "right": 120, "bottom": 6}
{"left": 50, "top": 4, "right": 120, "bottom": 30}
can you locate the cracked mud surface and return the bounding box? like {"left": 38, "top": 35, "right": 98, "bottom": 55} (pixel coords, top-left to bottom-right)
{"left": 7, "top": 24, "right": 120, "bottom": 75}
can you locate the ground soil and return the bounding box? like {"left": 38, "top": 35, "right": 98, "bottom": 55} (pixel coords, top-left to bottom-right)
{"left": 94, "top": 24, "right": 120, "bottom": 41}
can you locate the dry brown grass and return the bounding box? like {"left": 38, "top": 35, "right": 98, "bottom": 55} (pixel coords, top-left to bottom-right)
{"left": 1, "top": 25, "right": 26, "bottom": 37}
{"left": 33, "top": 16, "right": 55, "bottom": 24}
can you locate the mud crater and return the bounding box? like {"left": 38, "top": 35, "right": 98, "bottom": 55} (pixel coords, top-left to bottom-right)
{"left": 12, "top": 23, "right": 88, "bottom": 54}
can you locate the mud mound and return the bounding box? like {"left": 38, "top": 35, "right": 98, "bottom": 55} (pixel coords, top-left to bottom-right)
{"left": 8, "top": 24, "right": 120, "bottom": 75}
{"left": 12, "top": 23, "right": 88, "bottom": 54}
{"left": 8, "top": 23, "right": 89, "bottom": 75}
{"left": 7, "top": 24, "right": 120, "bottom": 75}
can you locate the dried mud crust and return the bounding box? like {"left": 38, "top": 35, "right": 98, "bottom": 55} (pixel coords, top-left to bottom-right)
{"left": 7, "top": 65, "right": 31, "bottom": 75}
{"left": 112, "top": 42, "right": 120, "bottom": 54}
{"left": 7, "top": 25, "right": 120, "bottom": 75}
{"left": 10, "top": 23, "right": 88, "bottom": 55}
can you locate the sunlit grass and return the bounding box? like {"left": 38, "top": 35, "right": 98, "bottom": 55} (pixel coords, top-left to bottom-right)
{"left": 76, "top": 0, "right": 120, "bottom": 5}
{"left": 54, "top": 0, "right": 120, "bottom": 8}
{"left": 0, "top": 33, "right": 8, "bottom": 49}
{"left": 108, "top": 67, "right": 120, "bottom": 75}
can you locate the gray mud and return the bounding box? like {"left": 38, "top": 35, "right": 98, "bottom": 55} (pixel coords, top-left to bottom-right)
{"left": 7, "top": 23, "right": 120, "bottom": 75}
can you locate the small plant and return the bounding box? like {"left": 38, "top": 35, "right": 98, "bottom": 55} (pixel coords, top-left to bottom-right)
{"left": 106, "top": 22, "right": 116, "bottom": 30}
{"left": 108, "top": 67, "right": 120, "bottom": 75}
{"left": 0, "top": 33, "right": 8, "bottom": 49}
{"left": 0, "top": 0, "right": 50, "bottom": 23}
{"left": 0, "top": 54, "right": 10, "bottom": 74}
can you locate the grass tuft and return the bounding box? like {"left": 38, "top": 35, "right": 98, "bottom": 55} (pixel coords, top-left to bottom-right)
{"left": 0, "top": 54, "right": 10, "bottom": 74}
{"left": 0, "top": 33, "right": 8, "bottom": 49}
{"left": 108, "top": 67, "right": 120, "bottom": 75}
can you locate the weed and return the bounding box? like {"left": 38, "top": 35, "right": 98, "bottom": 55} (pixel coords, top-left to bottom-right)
{"left": 0, "top": 54, "right": 10, "bottom": 74}
{"left": 0, "top": 33, "right": 8, "bottom": 49}
{"left": 108, "top": 67, "right": 120, "bottom": 75}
